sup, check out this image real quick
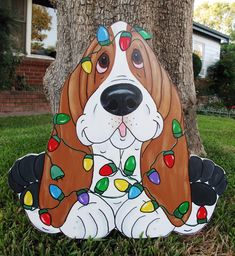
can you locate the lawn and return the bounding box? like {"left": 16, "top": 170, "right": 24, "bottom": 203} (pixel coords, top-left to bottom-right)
{"left": 0, "top": 114, "right": 234, "bottom": 255}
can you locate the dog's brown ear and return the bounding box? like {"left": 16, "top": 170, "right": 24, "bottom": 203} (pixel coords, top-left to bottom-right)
{"left": 140, "top": 42, "right": 191, "bottom": 227}
{"left": 38, "top": 76, "right": 92, "bottom": 228}
{"left": 38, "top": 26, "right": 116, "bottom": 228}
{"left": 38, "top": 39, "right": 99, "bottom": 228}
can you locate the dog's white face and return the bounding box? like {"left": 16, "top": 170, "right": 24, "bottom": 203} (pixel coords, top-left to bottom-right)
{"left": 76, "top": 22, "right": 163, "bottom": 149}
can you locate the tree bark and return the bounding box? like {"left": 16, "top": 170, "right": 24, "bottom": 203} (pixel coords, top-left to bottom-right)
{"left": 44, "top": 0, "right": 205, "bottom": 155}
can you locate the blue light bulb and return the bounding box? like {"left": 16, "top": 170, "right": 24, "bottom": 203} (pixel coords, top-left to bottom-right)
{"left": 96, "top": 25, "right": 110, "bottom": 46}
{"left": 128, "top": 183, "right": 143, "bottom": 199}
{"left": 49, "top": 184, "right": 64, "bottom": 201}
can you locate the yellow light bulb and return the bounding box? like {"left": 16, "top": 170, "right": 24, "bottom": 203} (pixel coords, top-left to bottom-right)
{"left": 81, "top": 60, "right": 92, "bottom": 74}
{"left": 140, "top": 200, "right": 159, "bottom": 213}
{"left": 24, "top": 191, "right": 33, "bottom": 206}
{"left": 114, "top": 179, "right": 130, "bottom": 192}
{"left": 83, "top": 156, "right": 93, "bottom": 171}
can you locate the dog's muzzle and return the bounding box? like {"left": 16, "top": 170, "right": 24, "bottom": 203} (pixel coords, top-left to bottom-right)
{"left": 100, "top": 83, "right": 143, "bottom": 116}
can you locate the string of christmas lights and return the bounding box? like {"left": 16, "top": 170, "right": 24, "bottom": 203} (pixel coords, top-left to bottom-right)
{"left": 71, "top": 25, "right": 153, "bottom": 74}
{"left": 43, "top": 115, "right": 189, "bottom": 214}
{"left": 24, "top": 178, "right": 207, "bottom": 228}
{"left": 137, "top": 183, "right": 208, "bottom": 227}
{"left": 26, "top": 25, "right": 207, "bottom": 228}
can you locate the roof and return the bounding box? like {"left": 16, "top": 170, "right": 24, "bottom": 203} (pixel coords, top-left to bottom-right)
{"left": 193, "top": 22, "right": 229, "bottom": 43}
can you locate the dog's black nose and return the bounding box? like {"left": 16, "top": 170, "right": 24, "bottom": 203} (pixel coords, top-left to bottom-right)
{"left": 101, "top": 83, "right": 143, "bottom": 116}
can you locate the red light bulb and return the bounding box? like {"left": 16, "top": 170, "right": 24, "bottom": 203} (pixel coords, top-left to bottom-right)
{"left": 47, "top": 135, "right": 60, "bottom": 152}
{"left": 197, "top": 206, "right": 208, "bottom": 224}
{"left": 99, "top": 163, "right": 117, "bottom": 176}
{"left": 119, "top": 32, "right": 132, "bottom": 51}
{"left": 39, "top": 209, "right": 52, "bottom": 226}
{"left": 163, "top": 150, "right": 175, "bottom": 168}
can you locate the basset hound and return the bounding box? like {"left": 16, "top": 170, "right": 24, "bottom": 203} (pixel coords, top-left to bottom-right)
{"left": 9, "top": 21, "right": 227, "bottom": 239}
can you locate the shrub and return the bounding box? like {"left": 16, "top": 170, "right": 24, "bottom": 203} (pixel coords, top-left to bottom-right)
{"left": 195, "top": 78, "right": 213, "bottom": 96}
{"left": 0, "top": 8, "right": 21, "bottom": 90}
{"left": 15, "top": 75, "right": 32, "bottom": 91}
{"left": 193, "top": 53, "right": 202, "bottom": 78}
{"left": 207, "top": 44, "right": 235, "bottom": 108}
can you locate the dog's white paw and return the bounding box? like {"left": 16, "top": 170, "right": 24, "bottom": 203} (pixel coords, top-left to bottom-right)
{"left": 115, "top": 193, "right": 174, "bottom": 238}
{"left": 174, "top": 201, "right": 217, "bottom": 234}
{"left": 25, "top": 208, "right": 60, "bottom": 234}
{"left": 60, "top": 193, "right": 115, "bottom": 239}
{"left": 175, "top": 156, "right": 227, "bottom": 235}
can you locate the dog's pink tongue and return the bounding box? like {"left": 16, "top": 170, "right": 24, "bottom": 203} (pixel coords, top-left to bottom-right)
{"left": 118, "top": 122, "right": 127, "bottom": 137}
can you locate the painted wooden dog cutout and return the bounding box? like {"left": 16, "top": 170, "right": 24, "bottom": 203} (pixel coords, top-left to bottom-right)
{"left": 9, "top": 21, "right": 227, "bottom": 239}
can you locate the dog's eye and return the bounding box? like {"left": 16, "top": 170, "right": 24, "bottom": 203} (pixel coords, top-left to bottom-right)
{"left": 132, "top": 49, "right": 143, "bottom": 69}
{"left": 96, "top": 53, "right": 109, "bottom": 73}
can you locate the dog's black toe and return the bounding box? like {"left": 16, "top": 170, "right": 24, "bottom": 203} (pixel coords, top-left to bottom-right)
{"left": 189, "top": 156, "right": 203, "bottom": 182}
{"left": 201, "top": 159, "right": 214, "bottom": 182}
{"left": 214, "top": 177, "right": 228, "bottom": 196}
{"left": 9, "top": 160, "right": 29, "bottom": 188}
{"left": 8, "top": 171, "right": 25, "bottom": 193}
{"left": 34, "top": 153, "right": 45, "bottom": 181}
{"left": 18, "top": 155, "right": 38, "bottom": 183}
{"left": 189, "top": 155, "right": 227, "bottom": 206}
{"left": 208, "top": 166, "right": 224, "bottom": 187}
{"left": 191, "top": 182, "right": 217, "bottom": 206}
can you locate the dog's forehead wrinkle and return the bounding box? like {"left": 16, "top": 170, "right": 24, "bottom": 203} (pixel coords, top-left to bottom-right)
{"left": 107, "top": 73, "right": 143, "bottom": 89}
{"left": 110, "top": 78, "right": 130, "bottom": 83}
{"left": 117, "top": 75, "right": 127, "bottom": 78}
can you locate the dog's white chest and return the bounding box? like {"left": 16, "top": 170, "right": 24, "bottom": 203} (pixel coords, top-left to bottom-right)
{"left": 90, "top": 140, "right": 142, "bottom": 210}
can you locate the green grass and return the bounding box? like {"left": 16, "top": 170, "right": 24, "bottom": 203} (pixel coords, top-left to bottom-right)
{"left": 0, "top": 114, "right": 234, "bottom": 255}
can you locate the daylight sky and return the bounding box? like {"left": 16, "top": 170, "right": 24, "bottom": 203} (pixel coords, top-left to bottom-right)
{"left": 43, "top": 8, "right": 57, "bottom": 48}
{"left": 43, "top": 0, "right": 235, "bottom": 47}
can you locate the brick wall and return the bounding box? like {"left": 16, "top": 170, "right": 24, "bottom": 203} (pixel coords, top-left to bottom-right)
{"left": 16, "top": 57, "right": 53, "bottom": 89}
{"left": 0, "top": 91, "right": 51, "bottom": 114}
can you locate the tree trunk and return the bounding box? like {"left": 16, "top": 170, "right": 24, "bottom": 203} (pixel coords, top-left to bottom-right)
{"left": 44, "top": 0, "right": 205, "bottom": 155}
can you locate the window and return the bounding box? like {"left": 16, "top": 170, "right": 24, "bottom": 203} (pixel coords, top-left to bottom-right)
{"left": 2, "top": 0, "right": 57, "bottom": 57}
{"left": 193, "top": 41, "right": 205, "bottom": 77}
{"left": 31, "top": 3, "right": 57, "bottom": 57}
{"left": 1, "top": 0, "right": 27, "bottom": 52}
{"left": 193, "top": 41, "right": 204, "bottom": 60}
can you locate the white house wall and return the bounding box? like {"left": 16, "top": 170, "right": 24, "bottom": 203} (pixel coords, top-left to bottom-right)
{"left": 193, "top": 33, "right": 221, "bottom": 78}
{"left": 26, "top": 0, "right": 32, "bottom": 55}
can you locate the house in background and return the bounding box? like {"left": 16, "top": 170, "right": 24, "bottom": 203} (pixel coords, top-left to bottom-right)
{"left": 2, "top": 1, "right": 230, "bottom": 88}
{"left": 0, "top": 0, "right": 54, "bottom": 114}
{"left": 1, "top": 0, "right": 55, "bottom": 91}
{"left": 0, "top": 0, "right": 230, "bottom": 114}
{"left": 193, "top": 22, "right": 229, "bottom": 78}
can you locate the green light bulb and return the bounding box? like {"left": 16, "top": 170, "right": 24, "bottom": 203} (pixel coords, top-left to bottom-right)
{"left": 134, "top": 25, "right": 152, "bottom": 40}
{"left": 94, "top": 177, "right": 109, "bottom": 195}
{"left": 173, "top": 201, "right": 190, "bottom": 219}
{"left": 139, "top": 30, "right": 152, "bottom": 40}
{"left": 50, "top": 165, "right": 65, "bottom": 180}
{"left": 178, "top": 201, "right": 189, "bottom": 215}
{"left": 124, "top": 156, "right": 136, "bottom": 176}
{"left": 53, "top": 113, "right": 71, "bottom": 125}
{"left": 172, "top": 119, "right": 183, "bottom": 138}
